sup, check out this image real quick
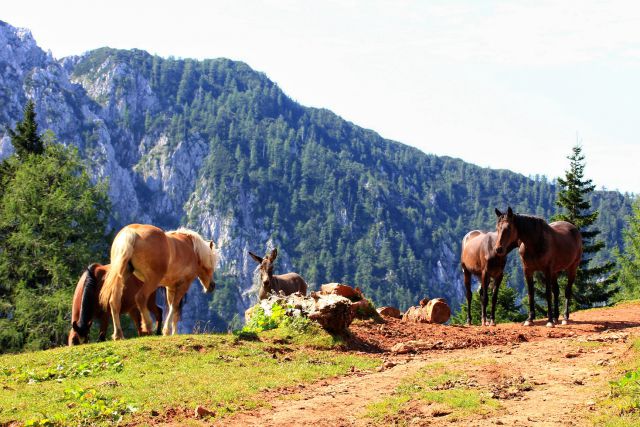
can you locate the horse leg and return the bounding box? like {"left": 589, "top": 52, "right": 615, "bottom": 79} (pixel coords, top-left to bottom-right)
{"left": 129, "top": 309, "right": 143, "bottom": 336}
{"left": 170, "top": 285, "right": 189, "bottom": 335}
{"left": 524, "top": 271, "right": 536, "bottom": 326}
{"left": 147, "top": 292, "right": 163, "bottom": 335}
{"left": 563, "top": 269, "right": 576, "bottom": 325}
{"left": 98, "top": 312, "right": 109, "bottom": 342}
{"left": 463, "top": 270, "right": 472, "bottom": 326}
{"left": 489, "top": 275, "right": 502, "bottom": 327}
{"left": 163, "top": 287, "right": 176, "bottom": 336}
{"left": 135, "top": 282, "right": 158, "bottom": 335}
{"left": 109, "top": 297, "right": 124, "bottom": 340}
{"left": 480, "top": 273, "right": 490, "bottom": 326}
{"left": 551, "top": 274, "right": 560, "bottom": 324}
{"left": 544, "top": 272, "right": 554, "bottom": 328}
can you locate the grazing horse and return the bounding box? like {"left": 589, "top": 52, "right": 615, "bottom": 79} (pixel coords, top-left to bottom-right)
{"left": 494, "top": 207, "right": 582, "bottom": 327}
{"left": 68, "top": 263, "right": 163, "bottom": 345}
{"left": 249, "top": 249, "right": 307, "bottom": 299}
{"left": 99, "top": 224, "right": 219, "bottom": 340}
{"left": 460, "top": 230, "right": 517, "bottom": 326}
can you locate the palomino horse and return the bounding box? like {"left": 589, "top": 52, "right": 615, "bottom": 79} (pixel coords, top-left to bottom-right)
{"left": 249, "top": 249, "right": 307, "bottom": 299}
{"left": 69, "top": 263, "right": 163, "bottom": 345}
{"left": 99, "top": 224, "right": 219, "bottom": 340}
{"left": 460, "top": 230, "right": 517, "bottom": 326}
{"left": 494, "top": 207, "right": 582, "bottom": 327}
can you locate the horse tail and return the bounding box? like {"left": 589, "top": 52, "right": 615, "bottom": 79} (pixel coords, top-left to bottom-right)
{"left": 99, "top": 228, "right": 137, "bottom": 310}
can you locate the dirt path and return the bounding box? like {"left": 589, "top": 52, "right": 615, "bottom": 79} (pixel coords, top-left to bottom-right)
{"left": 222, "top": 303, "right": 640, "bottom": 426}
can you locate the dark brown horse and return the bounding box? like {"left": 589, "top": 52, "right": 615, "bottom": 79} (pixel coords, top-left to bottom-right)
{"left": 460, "top": 230, "right": 517, "bottom": 326}
{"left": 68, "top": 263, "right": 163, "bottom": 345}
{"left": 495, "top": 207, "right": 582, "bottom": 327}
{"left": 249, "top": 249, "right": 308, "bottom": 299}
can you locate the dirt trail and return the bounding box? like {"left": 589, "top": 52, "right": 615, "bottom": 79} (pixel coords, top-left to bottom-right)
{"left": 222, "top": 303, "right": 640, "bottom": 426}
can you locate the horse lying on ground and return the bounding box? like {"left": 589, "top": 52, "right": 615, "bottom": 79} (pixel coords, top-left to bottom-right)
{"left": 99, "top": 224, "right": 219, "bottom": 340}
{"left": 68, "top": 263, "right": 163, "bottom": 345}
{"left": 495, "top": 207, "right": 582, "bottom": 327}
{"left": 460, "top": 230, "right": 517, "bottom": 326}
{"left": 249, "top": 248, "right": 307, "bottom": 300}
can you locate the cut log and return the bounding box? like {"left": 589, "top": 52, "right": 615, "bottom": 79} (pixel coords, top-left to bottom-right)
{"left": 402, "top": 298, "right": 451, "bottom": 324}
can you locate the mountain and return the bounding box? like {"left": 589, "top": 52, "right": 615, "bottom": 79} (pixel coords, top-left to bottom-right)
{"left": 0, "top": 21, "right": 633, "bottom": 331}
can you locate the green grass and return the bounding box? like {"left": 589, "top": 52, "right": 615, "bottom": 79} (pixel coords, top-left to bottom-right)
{"left": 363, "top": 363, "right": 499, "bottom": 424}
{"left": 592, "top": 338, "right": 640, "bottom": 426}
{"left": 0, "top": 328, "right": 377, "bottom": 426}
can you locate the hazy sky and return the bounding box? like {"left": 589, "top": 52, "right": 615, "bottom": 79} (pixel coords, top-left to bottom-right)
{"left": 3, "top": 1, "right": 639, "bottom": 193}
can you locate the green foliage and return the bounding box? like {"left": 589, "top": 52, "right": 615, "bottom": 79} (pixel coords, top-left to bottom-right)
{"left": 0, "top": 102, "right": 111, "bottom": 352}
{"left": 451, "top": 279, "right": 527, "bottom": 325}
{"left": 240, "top": 304, "right": 287, "bottom": 334}
{"left": 616, "top": 198, "right": 640, "bottom": 300}
{"left": 553, "top": 144, "right": 618, "bottom": 308}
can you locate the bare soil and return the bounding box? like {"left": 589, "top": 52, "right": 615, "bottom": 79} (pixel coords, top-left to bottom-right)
{"left": 144, "top": 302, "right": 640, "bottom": 426}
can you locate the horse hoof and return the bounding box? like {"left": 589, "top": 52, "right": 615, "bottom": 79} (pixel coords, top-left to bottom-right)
{"left": 490, "top": 321, "right": 496, "bottom": 327}
{"left": 546, "top": 322, "right": 555, "bottom": 328}
{"left": 562, "top": 319, "right": 569, "bottom": 325}
{"left": 523, "top": 320, "right": 533, "bottom": 326}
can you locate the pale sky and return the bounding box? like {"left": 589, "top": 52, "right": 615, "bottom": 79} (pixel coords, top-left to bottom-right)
{"left": 3, "top": 0, "right": 639, "bottom": 193}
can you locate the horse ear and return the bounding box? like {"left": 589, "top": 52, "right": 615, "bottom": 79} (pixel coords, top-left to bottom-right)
{"left": 507, "top": 207, "right": 514, "bottom": 217}
{"left": 269, "top": 248, "right": 278, "bottom": 262}
{"left": 249, "top": 251, "right": 263, "bottom": 263}
{"left": 495, "top": 208, "right": 503, "bottom": 217}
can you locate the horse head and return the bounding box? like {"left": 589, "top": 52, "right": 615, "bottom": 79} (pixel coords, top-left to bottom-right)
{"left": 197, "top": 240, "right": 218, "bottom": 294}
{"left": 494, "top": 207, "right": 518, "bottom": 256}
{"left": 249, "top": 248, "right": 277, "bottom": 297}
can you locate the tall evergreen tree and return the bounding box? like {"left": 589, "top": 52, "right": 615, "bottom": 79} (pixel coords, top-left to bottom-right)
{"left": 616, "top": 198, "right": 640, "bottom": 299}
{"left": 6, "top": 100, "right": 44, "bottom": 158}
{"left": 553, "top": 144, "right": 618, "bottom": 307}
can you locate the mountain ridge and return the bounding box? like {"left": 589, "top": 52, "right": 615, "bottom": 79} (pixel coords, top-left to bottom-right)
{"left": 0, "top": 20, "right": 632, "bottom": 331}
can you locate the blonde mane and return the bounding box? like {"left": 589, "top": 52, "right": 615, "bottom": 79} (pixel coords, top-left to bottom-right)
{"left": 169, "top": 228, "right": 219, "bottom": 270}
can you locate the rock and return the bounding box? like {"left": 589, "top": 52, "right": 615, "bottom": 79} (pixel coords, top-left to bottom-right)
{"left": 425, "top": 298, "right": 450, "bottom": 324}
{"left": 391, "top": 340, "right": 438, "bottom": 354}
{"left": 309, "top": 294, "right": 355, "bottom": 333}
{"left": 320, "top": 283, "right": 363, "bottom": 301}
{"left": 195, "top": 405, "right": 215, "bottom": 418}
{"left": 246, "top": 292, "right": 355, "bottom": 334}
{"left": 377, "top": 306, "right": 402, "bottom": 318}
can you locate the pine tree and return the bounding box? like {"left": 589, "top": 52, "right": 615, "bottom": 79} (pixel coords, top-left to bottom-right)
{"left": 451, "top": 277, "right": 526, "bottom": 325}
{"left": 554, "top": 144, "right": 618, "bottom": 307}
{"left": 616, "top": 198, "right": 640, "bottom": 299}
{"left": 6, "top": 100, "right": 44, "bottom": 158}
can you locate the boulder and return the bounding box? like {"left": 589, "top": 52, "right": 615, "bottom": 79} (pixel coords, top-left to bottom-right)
{"left": 308, "top": 293, "right": 354, "bottom": 333}
{"left": 425, "top": 298, "right": 451, "bottom": 324}
{"left": 377, "top": 306, "right": 402, "bottom": 319}
{"left": 246, "top": 292, "right": 355, "bottom": 334}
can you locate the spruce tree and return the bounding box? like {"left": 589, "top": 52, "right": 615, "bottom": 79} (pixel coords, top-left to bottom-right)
{"left": 6, "top": 100, "right": 44, "bottom": 158}
{"left": 616, "top": 198, "right": 640, "bottom": 299}
{"left": 554, "top": 144, "right": 618, "bottom": 307}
